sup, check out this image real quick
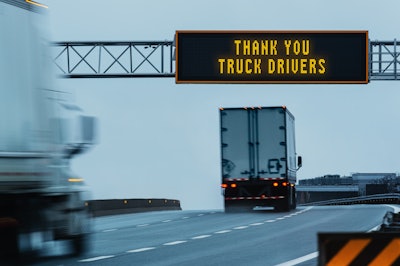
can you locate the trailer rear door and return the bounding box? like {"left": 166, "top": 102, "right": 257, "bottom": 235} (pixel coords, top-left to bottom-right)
{"left": 256, "top": 108, "right": 287, "bottom": 179}
{"left": 220, "top": 107, "right": 287, "bottom": 180}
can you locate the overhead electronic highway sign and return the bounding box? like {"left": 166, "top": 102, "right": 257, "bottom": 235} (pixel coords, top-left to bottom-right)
{"left": 175, "top": 31, "right": 368, "bottom": 84}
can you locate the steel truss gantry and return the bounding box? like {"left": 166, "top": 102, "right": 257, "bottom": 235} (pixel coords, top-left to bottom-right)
{"left": 52, "top": 40, "right": 400, "bottom": 80}
{"left": 369, "top": 40, "right": 400, "bottom": 80}
{"left": 52, "top": 41, "right": 175, "bottom": 78}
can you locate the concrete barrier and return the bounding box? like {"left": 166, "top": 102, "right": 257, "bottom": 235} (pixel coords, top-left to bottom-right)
{"left": 86, "top": 198, "right": 181, "bottom": 217}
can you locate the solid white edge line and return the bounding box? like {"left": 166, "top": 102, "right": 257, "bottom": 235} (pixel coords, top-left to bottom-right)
{"left": 386, "top": 204, "right": 400, "bottom": 213}
{"left": 274, "top": 252, "right": 318, "bottom": 266}
{"left": 79, "top": 255, "right": 115, "bottom": 262}
{"left": 127, "top": 247, "right": 156, "bottom": 253}
{"left": 274, "top": 205, "right": 382, "bottom": 266}
{"left": 163, "top": 240, "right": 187, "bottom": 246}
{"left": 368, "top": 225, "right": 381, "bottom": 232}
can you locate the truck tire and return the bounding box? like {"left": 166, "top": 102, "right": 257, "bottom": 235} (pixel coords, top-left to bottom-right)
{"left": 291, "top": 187, "right": 297, "bottom": 210}
{"left": 71, "top": 234, "right": 90, "bottom": 257}
{"left": 275, "top": 187, "right": 291, "bottom": 212}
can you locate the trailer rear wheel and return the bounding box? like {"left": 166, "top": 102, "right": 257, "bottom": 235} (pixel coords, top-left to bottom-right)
{"left": 71, "top": 234, "right": 90, "bottom": 257}
{"left": 291, "top": 187, "right": 297, "bottom": 210}
{"left": 275, "top": 187, "right": 293, "bottom": 212}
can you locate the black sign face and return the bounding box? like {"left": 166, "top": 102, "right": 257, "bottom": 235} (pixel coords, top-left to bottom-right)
{"left": 175, "top": 31, "right": 368, "bottom": 84}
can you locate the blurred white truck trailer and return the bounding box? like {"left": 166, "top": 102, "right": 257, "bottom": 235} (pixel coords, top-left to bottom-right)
{"left": 0, "top": 0, "right": 96, "bottom": 258}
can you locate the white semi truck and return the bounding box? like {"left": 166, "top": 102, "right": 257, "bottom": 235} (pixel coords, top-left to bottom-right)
{"left": 220, "top": 106, "right": 301, "bottom": 212}
{"left": 0, "top": 0, "right": 96, "bottom": 257}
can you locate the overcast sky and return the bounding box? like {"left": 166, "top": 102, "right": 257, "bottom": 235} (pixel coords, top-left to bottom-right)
{"left": 44, "top": 0, "right": 400, "bottom": 210}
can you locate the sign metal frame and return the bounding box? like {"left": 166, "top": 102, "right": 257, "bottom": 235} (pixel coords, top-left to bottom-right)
{"left": 175, "top": 30, "right": 369, "bottom": 84}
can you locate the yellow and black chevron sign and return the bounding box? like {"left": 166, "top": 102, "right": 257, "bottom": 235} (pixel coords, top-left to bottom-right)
{"left": 319, "top": 233, "right": 400, "bottom": 266}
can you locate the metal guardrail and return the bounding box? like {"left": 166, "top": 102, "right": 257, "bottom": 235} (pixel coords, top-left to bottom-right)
{"left": 86, "top": 198, "right": 182, "bottom": 217}
{"left": 299, "top": 193, "right": 400, "bottom": 206}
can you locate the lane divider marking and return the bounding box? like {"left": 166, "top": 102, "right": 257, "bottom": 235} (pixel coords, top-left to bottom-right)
{"left": 79, "top": 255, "right": 115, "bottom": 262}
{"left": 215, "top": 230, "right": 232, "bottom": 234}
{"left": 192, "top": 235, "right": 212, "bottom": 240}
{"left": 234, "top": 226, "right": 249, "bottom": 230}
{"left": 250, "top": 223, "right": 264, "bottom": 226}
{"left": 163, "top": 240, "right": 187, "bottom": 246}
{"left": 127, "top": 247, "right": 156, "bottom": 253}
{"left": 81, "top": 208, "right": 313, "bottom": 263}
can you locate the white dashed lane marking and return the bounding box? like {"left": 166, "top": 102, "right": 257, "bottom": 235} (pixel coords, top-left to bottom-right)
{"left": 233, "top": 226, "right": 248, "bottom": 230}
{"left": 163, "top": 240, "right": 187, "bottom": 246}
{"left": 250, "top": 222, "right": 264, "bottom": 226}
{"left": 215, "top": 230, "right": 232, "bottom": 234}
{"left": 127, "top": 247, "right": 156, "bottom": 253}
{"left": 191, "top": 235, "right": 212, "bottom": 240}
{"left": 79, "top": 255, "right": 115, "bottom": 262}
{"left": 80, "top": 208, "right": 313, "bottom": 263}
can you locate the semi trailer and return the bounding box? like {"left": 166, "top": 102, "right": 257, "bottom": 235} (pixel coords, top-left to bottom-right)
{"left": 220, "top": 106, "right": 301, "bottom": 212}
{"left": 0, "top": 0, "right": 97, "bottom": 258}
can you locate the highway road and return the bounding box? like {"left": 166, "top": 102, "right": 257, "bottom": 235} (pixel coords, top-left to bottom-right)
{"left": 14, "top": 205, "right": 398, "bottom": 265}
